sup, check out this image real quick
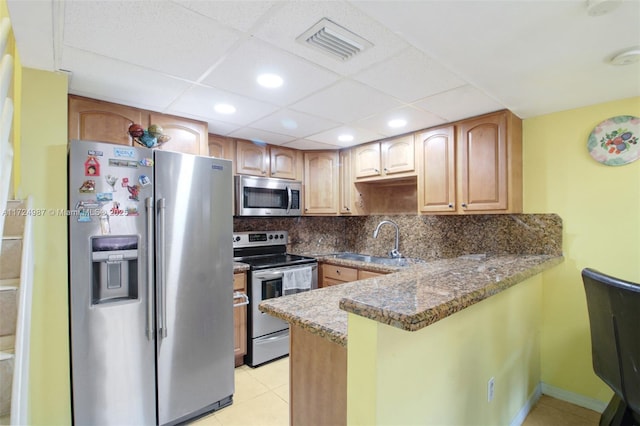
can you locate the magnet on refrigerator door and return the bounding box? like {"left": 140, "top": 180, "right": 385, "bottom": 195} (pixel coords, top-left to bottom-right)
{"left": 85, "top": 156, "right": 100, "bottom": 176}
{"left": 138, "top": 175, "right": 150, "bottom": 187}
{"left": 79, "top": 180, "right": 96, "bottom": 193}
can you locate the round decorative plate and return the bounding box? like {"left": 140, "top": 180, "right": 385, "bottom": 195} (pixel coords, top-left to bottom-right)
{"left": 588, "top": 115, "right": 640, "bottom": 166}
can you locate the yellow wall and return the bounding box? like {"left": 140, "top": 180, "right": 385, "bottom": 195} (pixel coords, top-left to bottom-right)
{"left": 523, "top": 97, "right": 640, "bottom": 403}
{"left": 19, "top": 68, "right": 70, "bottom": 424}
{"left": 347, "top": 275, "right": 543, "bottom": 425}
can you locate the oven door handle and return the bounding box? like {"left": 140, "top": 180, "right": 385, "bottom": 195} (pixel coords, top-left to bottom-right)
{"left": 254, "top": 271, "right": 284, "bottom": 280}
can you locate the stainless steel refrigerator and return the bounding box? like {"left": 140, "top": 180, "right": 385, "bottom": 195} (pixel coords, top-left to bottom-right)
{"left": 68, "top": 139, "right": 234, "bottom": 425}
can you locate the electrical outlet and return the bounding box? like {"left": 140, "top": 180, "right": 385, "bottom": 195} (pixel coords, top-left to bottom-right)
{"left": 488, "top": 377, "right": 495, "bottom": 402}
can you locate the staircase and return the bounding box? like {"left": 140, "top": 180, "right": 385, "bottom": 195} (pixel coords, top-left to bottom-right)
{"left": 0, "top": 198, "right": 33, "bottom": 425}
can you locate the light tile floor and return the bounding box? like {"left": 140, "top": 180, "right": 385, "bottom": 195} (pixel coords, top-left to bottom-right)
{"left": 194, "top": 357, "right": 601, "bottom": 426}
{"left": 193, "top": 357, "right": 289, "bottom": 426}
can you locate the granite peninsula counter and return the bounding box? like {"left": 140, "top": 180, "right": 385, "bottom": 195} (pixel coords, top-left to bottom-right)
{"left": 259, "top": 253, "right": 563, "bottom": 345}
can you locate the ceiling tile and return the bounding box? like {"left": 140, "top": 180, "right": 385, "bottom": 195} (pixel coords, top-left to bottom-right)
{"left": 229, "top": 128, "right": 296, "bottom": 146}
{"left": 353, "top": 47, "right": 466, "bottom": 103}
{"left": 305, "top": 126, "right": 384, "bottom": 147}
{"left": 206, "top": 119, "right": 243, "bottom": 137}
{"left": 63, "top": 1, "right": 241, "bottom": 81}
{"left": 167, "top": 85, "right": 279, "bottom": 126}
{"left": 248, "top": 108, "right": 341, "bottom": 138}
{"left": 252, "top": 1, "right": 409, "bottom": 76}
{"left": 62, "top": 47, "right": 192, "bottom": 111}
{"left": 414, "top": 86, "right": 506, "bottom": 122}
{"left": 173, "top": 0, "right": 281, "bottom": 32}
{"left": 290, "top": 80, "right": 402, "bottom": 123}
{"left": 355, "top": 105, "right": 447, "bottom": 137}
{"left": 201, "top": 39, "right": 340, "bottom": 106}
{"left": 282, "top": 139, "right": 342, "bottom": 151}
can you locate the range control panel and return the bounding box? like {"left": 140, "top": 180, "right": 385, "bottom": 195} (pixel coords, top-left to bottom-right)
{"left": 232, "top": 231, "right": 288, "bottom": 248}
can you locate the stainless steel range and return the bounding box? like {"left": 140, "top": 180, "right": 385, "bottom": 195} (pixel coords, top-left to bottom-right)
{"left": 233, "top": 231, "right": 318, "bottom": 367}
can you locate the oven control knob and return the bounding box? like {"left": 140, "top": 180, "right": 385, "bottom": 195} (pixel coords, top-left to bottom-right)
{"left": 234, "top": 236, "right": 240, "bottom": 242}
{"left": 280, "top": 234, "right": 284, "bottom": 239}
{"left": 269, "top": 235, "right": 273, "bottom": 239}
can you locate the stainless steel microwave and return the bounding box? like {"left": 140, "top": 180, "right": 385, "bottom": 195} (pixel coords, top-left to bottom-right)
{"left": 235, "top": 175, "right": 302, "bottom": 216}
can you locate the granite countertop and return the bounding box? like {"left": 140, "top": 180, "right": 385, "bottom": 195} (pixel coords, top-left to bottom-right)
{"left": 233, "top": 262, "right": 250, "bottom": 273}
{"left": 259, "top": 254, "right": 563, "bottom": 347}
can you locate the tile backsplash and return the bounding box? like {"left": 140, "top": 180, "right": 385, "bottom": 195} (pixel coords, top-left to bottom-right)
{"left": 234, "top": 214, "right": 562, "bottom": 260}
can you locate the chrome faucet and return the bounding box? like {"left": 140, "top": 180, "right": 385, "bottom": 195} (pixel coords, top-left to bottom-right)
{"left": 373, "top": 220, "right": 402, "bottom": 258}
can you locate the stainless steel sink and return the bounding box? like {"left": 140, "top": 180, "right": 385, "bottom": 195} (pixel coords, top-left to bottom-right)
{"left": 330, "top": 252, "right": 423, "bottom": 267}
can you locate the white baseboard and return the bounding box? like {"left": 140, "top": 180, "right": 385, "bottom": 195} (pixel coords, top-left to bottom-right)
{"left": 510, "top": 382, "right": 609, "bottom": 426}
{"left": 541, "top": 382, "right": 608, "bottom": 413}
{"left": 510, "top": 384, "right": 542, "bottom": 426}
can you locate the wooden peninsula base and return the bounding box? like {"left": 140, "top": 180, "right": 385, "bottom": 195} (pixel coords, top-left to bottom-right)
{"left": 290, "top": 324, "right": 347, "bottom": 426}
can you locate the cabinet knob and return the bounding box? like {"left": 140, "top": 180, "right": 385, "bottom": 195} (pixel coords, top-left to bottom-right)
{"left": 262, "top": 170, "right": 267, "bottom": 174}
{"left": 461, "top": 203, "right": 467, "bottom": 208}
{"left": 374, "top": 168, "right": 379, "bottom": 173}
{"left": 336, "top": 270, "right": 341, "bottom": 274}
{"left": 448, "top": 203, "right": 453, "bottom": 208}
{"left": 383, "top": 168, "right": 388, "bottom": 172}
{"left": 345, "top": 207, "right": 350, "bottom": 211}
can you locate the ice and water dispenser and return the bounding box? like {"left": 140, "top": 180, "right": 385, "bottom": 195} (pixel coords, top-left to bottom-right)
{"left": 91, "top": 235, "right": 139, "bottom": 304}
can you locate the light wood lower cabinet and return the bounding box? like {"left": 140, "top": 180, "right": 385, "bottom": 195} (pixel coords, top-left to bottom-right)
{"left": 233, "top": 272, "right": 247, "bottom": 367}
{"left": 320, "top": 263, "right": 385, "bottom": 287}
{"left": 290, "top": 324, "right": 346, "bottom": 426}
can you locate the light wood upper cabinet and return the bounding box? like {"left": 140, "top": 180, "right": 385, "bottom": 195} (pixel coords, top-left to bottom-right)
{"left": 417, "top": 111, "right": 522, "bottom": 215}
{"left": 417, "top": 126, "right": 456, "bottom": 213}
{"left": 148, "top": 112, "right": 208, "bottom": 156}
{"left": 69, "top": 95, "right": 209, "bottom": 155}
{"left": 303, "top": 151, "right": 339, "bottom": 215}
{"left": 339, "top": 149, "right": 360, "bottom": 215}
{"left": 69, "top": 95, "right": 142, "bottom": 146}
{"left": 235, "top": 139, "right": 268, "bottom": 176}
{"left": 457, "top": 110, "right": 522, "bottom": 213}
{"left": 269, "top": 146, "right": 298, "bottom": 180}
{"left": 208, "top": 134, "right": 234, "bottom": 160}
{"left": 354, "top": 142, "right": 381, "bottom": 179}
{"left": 235, "top": 139, "right": 300, "bottom": 180}
{"left": 354, "top": 134, "right": 415, "bottom": 181}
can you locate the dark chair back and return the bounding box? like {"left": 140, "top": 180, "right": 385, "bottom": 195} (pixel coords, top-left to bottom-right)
{"left": 582, "top": 268, "right": 640, "bottom": 421}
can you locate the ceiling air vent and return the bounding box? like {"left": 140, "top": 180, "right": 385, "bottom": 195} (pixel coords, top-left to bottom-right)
{"left": 296, "top": 18, "right": 372, "bottom": 61}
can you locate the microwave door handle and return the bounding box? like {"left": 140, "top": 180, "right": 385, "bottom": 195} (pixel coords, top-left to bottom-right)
{"left": 286, "top": 186, "right": 292, "bottom": 214}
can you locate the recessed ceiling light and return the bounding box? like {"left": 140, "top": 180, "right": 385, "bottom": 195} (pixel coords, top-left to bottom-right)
{"left": 214, "top": 103, "right": 236, "bottom": 114}
{"left": 281, "top": 118, "right": 298, "bottom": 130}
{"left": 338, "top": 134, "right": 354, "bottom": 142}
{"left": 388, "top": 119, "right": 407, "bottom": 128}
{"left": 257, "top": 73, "right": 284, "bottom": 88}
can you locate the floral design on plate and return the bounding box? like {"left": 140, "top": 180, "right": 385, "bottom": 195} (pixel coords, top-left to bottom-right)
{"left": 588, "top": 115, "right": 640, "bottom": 166}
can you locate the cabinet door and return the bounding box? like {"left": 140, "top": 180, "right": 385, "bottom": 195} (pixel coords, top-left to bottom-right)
{"left": 339, "top": 149, "right": 353, "bottom": 214}
{"left": 353, "top": 143, "right": 381, "bottom": 179}
{"left": 236, "top": 139, "right": 268, "bottom": 176}
{"left": 458, "top": 113, "right": 507, "bottom": 212}
{"left": 208, "top": 134, "right": 234, "bottom": 160}
{"left": 270, "top": 146, "right": 298, "bottom": 180}
{"left": 233, "top": 273, "right": 247, "bottom": 367}
{"left": 69, "top": 95, "right": 142, "bottom": 146}
{"left": 418, "top": 126, "right": 456, "bottom": 213}
{"left": 358, "top": 269, "right": 384, "bottom": 279}
{"left": 303, "top": 151, "right": 339, "bottom": 215}
{"left": 381, "top": 134, "right": 414, "bottom": 176}
{"left": 148, "top": 112, "right": 208, "bottom": 155}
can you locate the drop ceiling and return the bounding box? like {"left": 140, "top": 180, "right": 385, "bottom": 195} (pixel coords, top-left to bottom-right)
{"left": 7, "top": 0, "right": 640, "bottom": 150}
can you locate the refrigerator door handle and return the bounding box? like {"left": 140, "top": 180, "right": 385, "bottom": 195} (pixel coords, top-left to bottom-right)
{"left": 145, "top": 197, "right": 155, "bottom": 340}
{"left": 157, "top": 197, "right": 168, "bottom": 338}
